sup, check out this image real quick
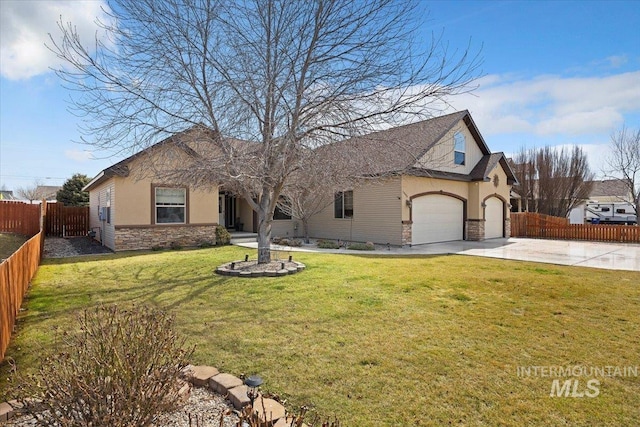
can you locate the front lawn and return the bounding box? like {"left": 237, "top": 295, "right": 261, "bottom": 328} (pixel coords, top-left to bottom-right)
{"left": 1, "top": 246, "right": 639, "bottom": 425}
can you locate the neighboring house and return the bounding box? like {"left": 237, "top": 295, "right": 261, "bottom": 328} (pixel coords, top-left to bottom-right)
{"left": 0, "top": 190, "right": 18, "bottom": 200}
{"left": 35, "top": 186, "right": 62, "bottom": 201}
{"left": 84, "top": 110, "right": 516, "bottom": 251}
{"left": 588, "top": 179, "right": 633, "bottom": 203}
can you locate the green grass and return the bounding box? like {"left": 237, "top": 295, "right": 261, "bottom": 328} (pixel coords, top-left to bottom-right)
{"left": 0, "top": 232, "right": 29, "bottom": 260}
{"left": 2, "top": 247, "right": 639, "bottom": 426}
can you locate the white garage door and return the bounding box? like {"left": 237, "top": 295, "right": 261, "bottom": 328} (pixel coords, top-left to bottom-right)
{"left": 485, "top": 197, "right": 504, "bottom": 239}
{"left": 412, "top": 195, "right": 464, "bottom": 244}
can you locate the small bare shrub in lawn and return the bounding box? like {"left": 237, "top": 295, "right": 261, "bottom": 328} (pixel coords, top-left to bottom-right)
{"left": 16, "top": 305, "right": 193, "bottom": 427}
{"left": 316, "top": 239, "right": 340, "bottom": 249}
{"left": 216, "top": 225, "right": 231, "bottom": 245}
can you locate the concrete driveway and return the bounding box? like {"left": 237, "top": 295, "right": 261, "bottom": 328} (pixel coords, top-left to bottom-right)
{"left": 238, "top": 238, "right": 640, "bottom": 272}
{"left": 403, "top": 238, "right": 640, "bottom": 272}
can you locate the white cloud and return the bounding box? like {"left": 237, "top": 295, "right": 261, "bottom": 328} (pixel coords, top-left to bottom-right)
{"left": 0, "top": 0, "right": 110, "bottom": 80}
{"left": 65, "top": 149, "right": 94, "bottom": 162}
{"left": 445, "top": 70, "right": 640, "bottom": 137}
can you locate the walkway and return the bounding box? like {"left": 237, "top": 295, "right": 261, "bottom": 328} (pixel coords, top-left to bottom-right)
{"left": 236, "top": 238, "right": 640, "bottom": 272}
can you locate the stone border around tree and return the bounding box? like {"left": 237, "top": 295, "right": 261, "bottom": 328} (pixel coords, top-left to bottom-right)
{"left": 215, "top": 260, "right": 306, "bottom": 277}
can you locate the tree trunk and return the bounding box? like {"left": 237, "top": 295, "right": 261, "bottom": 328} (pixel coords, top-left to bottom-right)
{"left": 256, "top": 193, "right": 274, "bottom": 264}
{"left": 302, "top": 218, "right": 310, "bottom": 244}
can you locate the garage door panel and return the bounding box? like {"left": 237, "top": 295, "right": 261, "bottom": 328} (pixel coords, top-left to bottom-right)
{"left": 485, "top": 197, "right": 504, "bottom": 239}
{"left": 412, "top": 195, "right": 463, "bottom": 244}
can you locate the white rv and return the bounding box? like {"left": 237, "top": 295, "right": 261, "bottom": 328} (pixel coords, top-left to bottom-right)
{"left": 569, "top": 201, "right": 637, "bottom": 225}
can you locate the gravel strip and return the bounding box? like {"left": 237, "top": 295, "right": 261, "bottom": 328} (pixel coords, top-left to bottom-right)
{"left": 3, "top": 387, "right": 239, "bottom": 426}
{"left": 43, "top": 237, "right": 113, "bottom": 258}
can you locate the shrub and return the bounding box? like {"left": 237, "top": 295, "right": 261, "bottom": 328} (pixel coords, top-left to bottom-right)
{"left": 170, "top": 241, "right": 183, "bottom": 250}
{"left": 198, "top": 239, "right": 215, "bottom": 248}
{"left": 215, "top": 225, "right": 231, "bottom": 246}
{"left": 271, "top": 236, "right": 283, "bottom": 244}
{"left": 17, "top": 305, "right": 193, "bottom": 427}
{"left": 316, "top": 239, "right": 340, "bottom": 249}
{"left": 347, "top": 242, "right": 375, "bottom": 251}
{"left": 289, "top": 239, "right": 302, "bottom": 247}
{"left": 151, "top": 244, "right": 165, "bottom": 251}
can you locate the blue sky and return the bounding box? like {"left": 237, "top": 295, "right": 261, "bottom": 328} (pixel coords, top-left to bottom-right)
{"left": 1, "top": 0, "right": 639, "bottom": 193}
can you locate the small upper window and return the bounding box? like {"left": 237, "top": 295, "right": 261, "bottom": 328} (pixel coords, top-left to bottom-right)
{"left": 454, "top": 132, "right": 465, "bottom": 166}
{"left": 334, "top": 190, "right": 353, "bottom": 219}
{"left": 600, "top": 207, "right": 610, "bottom": 212}
{"left": 616, "top": 208, "right": 626, "bottom": 214}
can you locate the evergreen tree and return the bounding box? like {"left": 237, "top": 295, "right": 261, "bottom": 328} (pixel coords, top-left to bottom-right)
{"left": 57, "top": 173, "right": 90, "bottom": 206}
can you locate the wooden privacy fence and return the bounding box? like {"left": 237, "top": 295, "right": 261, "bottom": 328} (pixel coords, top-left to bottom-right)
{"left": 0, "top": 230, "right": 44, "bottom": 360}
{"left": 0, "top": 201, "right": 41, "bottom": 236}
{"left": 511, "top": 212, "right": 640, "bottom": 243}
{"left": 45, "top": 202, "right": 90, "bottom": 237}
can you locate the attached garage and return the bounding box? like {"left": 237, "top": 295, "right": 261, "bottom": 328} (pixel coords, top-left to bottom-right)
{"left": 484, "top": 196, "right": 504, "bottom": 239}
{"left": 412, "top": 194, "right": 464, "bottom": 244}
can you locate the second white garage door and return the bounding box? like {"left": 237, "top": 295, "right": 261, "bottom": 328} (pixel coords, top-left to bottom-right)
{"left": 485, "top": 197, "right": 504, "bottom": 239}
{"left": 412, "top": 194, "right": 464, "bottom": 244}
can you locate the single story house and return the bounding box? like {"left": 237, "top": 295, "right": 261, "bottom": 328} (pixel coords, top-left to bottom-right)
{"left": 84, "top": 110, "right": 516, "bottom": 251}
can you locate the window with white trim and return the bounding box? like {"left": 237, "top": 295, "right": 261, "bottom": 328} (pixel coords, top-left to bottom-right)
{"left": 334, "top": 190, "right": 353, "bottom": 219}
{"left": 454, "top": 132, "right": 465, "bottom": 165}
{"left": 155, "top": 187, "right": 186, "bottom": 224}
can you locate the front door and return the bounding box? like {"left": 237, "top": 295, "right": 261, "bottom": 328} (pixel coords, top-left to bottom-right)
{"left": 224, "top": 194, "right": 236, "bottom": 229}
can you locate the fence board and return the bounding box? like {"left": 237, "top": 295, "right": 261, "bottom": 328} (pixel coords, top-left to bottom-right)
{"left": 0, "top": 201, "right": 40, "bottom": 236}
{"left": 45, "top": 202, "right": 89, "bottom": 237}
{"left": 510, "top": 212, "right": 640, "bottom": 243}
{"left": 0, "top": 231, "right": 43, "bottom": 360}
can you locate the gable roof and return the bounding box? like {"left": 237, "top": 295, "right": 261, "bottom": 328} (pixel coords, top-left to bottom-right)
{"left": 323, "top": 110, "right": 516, "bottom": 184}
{"left": 589, "top": 179, "right": 630, "bottom": 199}
{"left": 326, "top": 110, "right": 476, "bottom": 175}
{"left": 83, "top": 125, "right": 227, "bottom": 191}
{"left": 84, "top": 110, "right": 518, "bottom": 191}
{"left": 35, "top": 185, "right": 61, "bottom": 200}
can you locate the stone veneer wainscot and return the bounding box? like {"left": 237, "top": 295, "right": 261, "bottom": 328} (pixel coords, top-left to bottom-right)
{"left": 114, "top": 224, "right": 217, "bottom": 251}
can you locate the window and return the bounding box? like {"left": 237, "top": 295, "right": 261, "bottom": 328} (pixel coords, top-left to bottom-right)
{"left": 600, "top": 207, "right": 610, "bottom": 212}
{"left": 616, "top": 208, "right": 627, "bottom": 214}
{"left": 454, "top": 132, "right": 465, "bottom": 165}
{"left": 274, "top": 196, "right": 292, "bottom": 220}
{"left": 105, "top": 189, "right": 111, "bottom": 224}
{"left": 155, "top": 187, "right": 186, "bottom": 224}
{"left": 334, "top": 190, "right": 353, "bottom": 219}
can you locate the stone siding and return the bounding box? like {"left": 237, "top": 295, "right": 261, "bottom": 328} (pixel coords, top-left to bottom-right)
{"left": 401, "top": 222, "right": 412, "bottom": 246}
{"left": 504, "top": 218, "right": 511, "bottom": 238}
{"left": 466, "top": 219, "right": 485, "bottom": 241}
{"left": 114, "top": 225, "right": 217, "bottom": 251}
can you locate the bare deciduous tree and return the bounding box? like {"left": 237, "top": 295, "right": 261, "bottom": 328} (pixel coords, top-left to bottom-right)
{"left": 50, "top": 0, "right": 480, "bottom": 262}
{"left": 16, "top": 180, "right": 45, "bottom": 203}
{"left": 605, "top": 125, "right": 640, "bottom": 218}
{"left": 513, "top": 146, "right": 594, "bottom": 217}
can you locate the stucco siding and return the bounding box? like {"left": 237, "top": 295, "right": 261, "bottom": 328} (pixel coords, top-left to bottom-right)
{"left": 271, "top": 219, "right": 296, "bottom": 238}
{"left": 307, "top": 177, "right": 403, "bottom": 245}
{"left": 401, "top": 176, "right": 470, "bottom": 220}
{"left": 415, "top": 120, "right": 484, "bottom": 175}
